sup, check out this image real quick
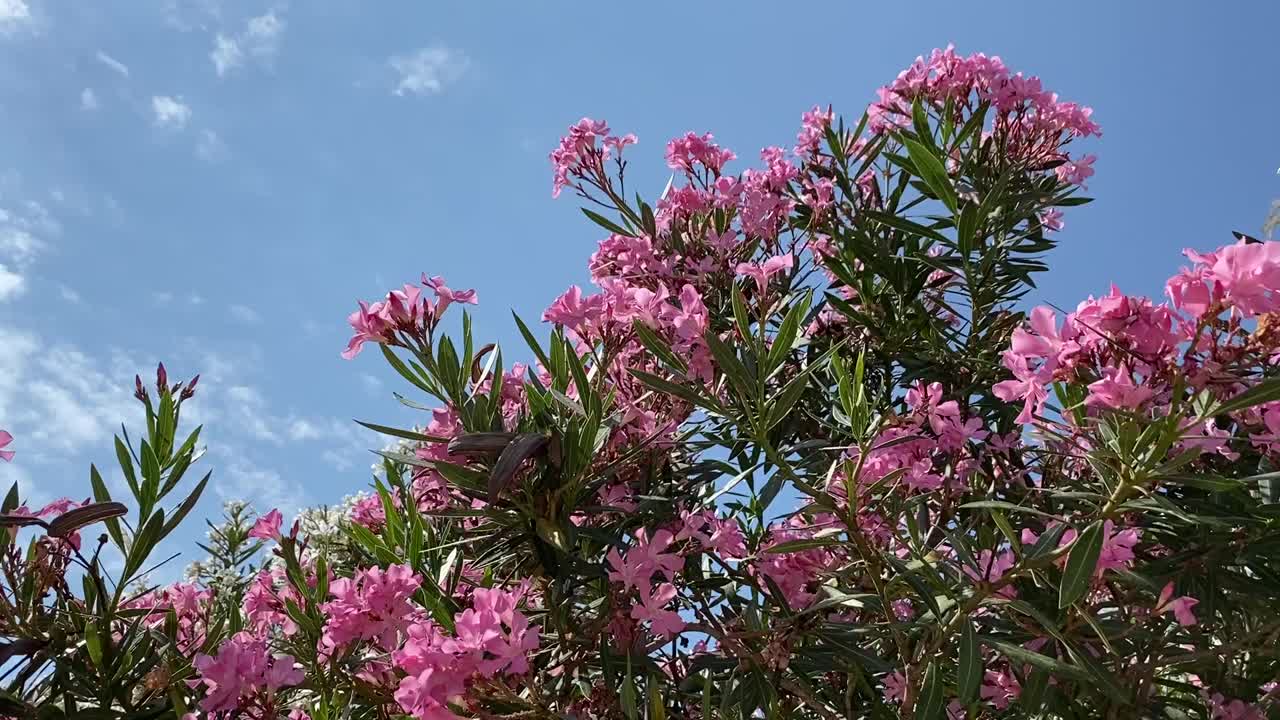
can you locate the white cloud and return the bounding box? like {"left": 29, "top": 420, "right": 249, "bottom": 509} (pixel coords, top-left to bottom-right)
{"left": 287, "top": 418, "right": 322, "bottom": 441}
{"left": 80, "top": 88, "right": 99, "bottom": 111}
{"left": 0, "top": 202, "right": 54, "bottom": 303}
{"left": 196, "top": 129, "right": 226, "bottom": 162}
{"left": 152, "top": 96, "right": 192, "bottom": 130}
{"left": 58, "top": 284, "right": 80, "bottom": 303}
{"left": 229, "top": 303, "right": 260, "bottom": 324}
{"left": 188, "top": 293, "right": 204, "bottom": 305}
{"left": 0, "top": 328, "right": 136, "bottom": 456}
{"left": 0, "top": 0, "right": 31, "bottom": 34}
{"left": 390, "top": 46, "right": 469, "bottom": 97}
{"left": 359, "top": 373, "right": 384, "bottom": 395}
{"left": 152, "top": 291, "right": 175, "bottom": 304}
{"left": 95, "top": 51, "right": 130, "bottom": 77}
{"left": 226, "top": 385, "right": 278, "bottom": 443}
{"left": 0, "top": 227, "right": 43, "bottom": 266}
{"left": 0, "top": 264, "right": 22, "bottom": 301}
{"left": 211, "top": 10, "right": 284, "bottom": 77}
{"left": 210, "top": 34, "right": 242, "bottom": 76}
{"left": 215, "top": 451, "right": 305, "bottom": 512}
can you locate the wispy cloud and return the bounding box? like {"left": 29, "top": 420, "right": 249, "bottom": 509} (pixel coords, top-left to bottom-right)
{"left": 58, "top": 284, "right": 80, "bottom": 303}
{"left": 79, "top": 88, "right": 99, "bottom": 111}
{"left": 211, "top": 10, "right": 285, "bottom": 77}
{"left": 95, "top": 50, "right": 130, "bottom": 77}
{"left": 0, "top": 198, "right": 57, "bottom": 303}
{"left": 152, "top": 96, "right": 192, "bottom": 130}
{"left": 0, "top": 326, "right": 136, "bottom": 456}
{"left": 196, "top": 129, "right": 226, "bottom": 162}
{"left": 215, "top": 450, "right": 306, "bottom": 512}
{"left": 0, "top": 264, "right": 21, "bottom": 301}
{"left": 229, "top": 303, "right": 260, "bottom": 324}
{"left": 0, "top": 0, "right": 32, "bottom": 35}
{"left": 389, "top": 45, "right": 469, "bottom": 97}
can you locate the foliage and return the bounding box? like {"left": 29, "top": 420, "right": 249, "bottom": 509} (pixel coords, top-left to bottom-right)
{"left": 3, "top": 46, "right": 1280, "bottom": 720}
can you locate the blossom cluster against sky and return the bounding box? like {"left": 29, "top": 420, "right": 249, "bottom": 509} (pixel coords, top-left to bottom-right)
{"left": 0, "top": 0, "right": 1277, "bottom": 564}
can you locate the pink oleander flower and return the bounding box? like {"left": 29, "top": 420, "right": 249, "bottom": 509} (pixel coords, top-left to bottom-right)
{"left": 1038, "top": 208, "right": 1065, "bottom": 232}
{"left": 1155, "top": 582, "right": 1200, "bottom": 627}
{"left": 322, "top": 564, "right": 423, "bottom": 652}
{"left": 906, "top": 380, "right": 961, "bottom": 435}
{"left": 882, "top": 671, "right": 907, "bottom": 704}
{"left": 665, "top": 131, "right": 736, "bottom": 174}
{"left": 981, "top": 668, "right": 1022, "bottom": 710}
{"left": 0, "top": 429, "right": 13, "bottom": 462}
{"left": 1055, "top": 154, "right": 1095, "bottom": 187}
{"left": 191, "top": 632, "right": 303, "bottom": 713}
{"left": 249, "top": 508, "right": 282, "bottom": 541}
{"left": 962, "top": 549, "right": 1018, "bottom": 598}
{"left": 1085, "top": 363, "right": 1154, "bottom": 411}
{"left": 607, "top": 528, "right": 684, "bottom": 591}
{"left": 735, "top": 254, "right": 794, "bottom": 295}
{"left": 1172, "top": 240, "right": 1280, "bottom": 318}
{"left": 630, "top": 582, "right": 685, "bottom": 639}
{"left": 422, "top": 275, "right": 478, "bottom": 315}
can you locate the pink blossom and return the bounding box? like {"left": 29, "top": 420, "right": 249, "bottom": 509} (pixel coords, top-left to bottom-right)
{"left": 322, "top": 564, "right": 423, "bottom": 651}
{"left": 981, "top": 668, "right": 1022, "bottom": 710}
{"left": 1155, "top": 582, "right": 1199, "bottom": 627}
{"left": 707, "top": 517, "right": 747, "bottom": 560}
{"left": 630, "top": 582, "right": 684, "bottom": 639}
{"left": 550, "top": 117, "right": 614, "bottom": 198}
{"left": 341, "top": 300, "right": 394, "bottom": 359}
{"left": 1085, "top": 363, "right": 1154, "bottom": 411}
{"left": 906, "top": 381, "right": 961, "bottom": 435}
{"left": 962, "top": 549, "right": 1018, "bottom": 598}
{"left": 665, "top": 131, "right": 735, "bottom": 174}
{"left": 249, "top": 508, "right": 282, "bottom": 541}
{"left": 735, "top": 254, "right": 794, "bottom": 295}
{"left": 992, "top": 351, "right": 1049, "bottom": 425}
{"left": 1055, "top": 154, "right": 1096, "bottom": 187}
{"left": 1096, "top": 521, "right": 1140, "bottom": 575}
{"left": 0, "top": 429, "right": 13, "bottom": 462}
{"left": 422, "top": 275, "right": 478, "bottom": 315}
{"left": 1038, "top": 208, "right": 1065, "bottom": 232}
{"left": 191, "top": 632, "right": 303, "bottom": 713}
{"left": 882, "top": 671, "right": 906, "bottom": 703}
{"left": 607, "top": 529, "right": 684, "bottom": 591}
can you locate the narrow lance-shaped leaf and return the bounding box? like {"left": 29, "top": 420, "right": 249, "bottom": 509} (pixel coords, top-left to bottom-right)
{"left": 488, "top": 433, "right": 550, "bottom": 503}
{"left": 1059, "top": 520, "right": 1104, "bottom": 608}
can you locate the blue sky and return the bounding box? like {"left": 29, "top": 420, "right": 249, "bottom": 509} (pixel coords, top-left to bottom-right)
{"left": 1, "top": 1, "right": 1277, "bottom": 560}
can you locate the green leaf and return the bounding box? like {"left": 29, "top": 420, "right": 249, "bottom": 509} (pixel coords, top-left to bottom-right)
{"left": 763, "top": 536, "right": 844, "bottom": 554}
{"left": 957, "top": 621, "right": 980, "bottom": 703}
{"left": 1020, "top": 668, "right": 1049, "bottom": 712}
{"left": 629, "top": 369, "right": 724, "bottom": 415}
{"left": 160, "top": 472, "right": 209, "bottom": 541}
{"left": 354, "top": 420, "right": 450, "bottom": 445}
{"left": 1059, "top": 521, "right": 1104, "bottom": 608}
{"left": 581, "top": 207, "right": 636, "bottom": 238}
{"left": 767, "top": 291, "right": 811, "bottom": 373}
{"left": 89, "top": 465, "right": 126, "bottom": 549}
{"left": 902, "top": 136, "right": 958, "bottom": 213}
{"left": 620, "top": 655, "right": 639, "bottom": 720}
{"left": 84, "top": 621, "right": 104, "bottom": 667}
{"left": 512, "top": 312, "right": 553, "bottom": 374}
{"left": 959, "top": 500, "right": 1062, "bottom": 521}
{"left": 983, "top": 639, "right": 1087, "bottom": 680}
{"left": 861, "top": 209, "right": 950, "bottom": 245}
{"left": 914, "top": 663, "right": 944, "bottom": 720}
{"left": 911, "top": 97, "right": 933, "bottom": 149}
{"left": 631, "top": 321, "right": 687, "bottom": 374}
{"left": 114, "top": 436, "right": 140, "bottom": 498}
{"left": 1213, "top": 376, "right": 1280, "bottom": 416}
